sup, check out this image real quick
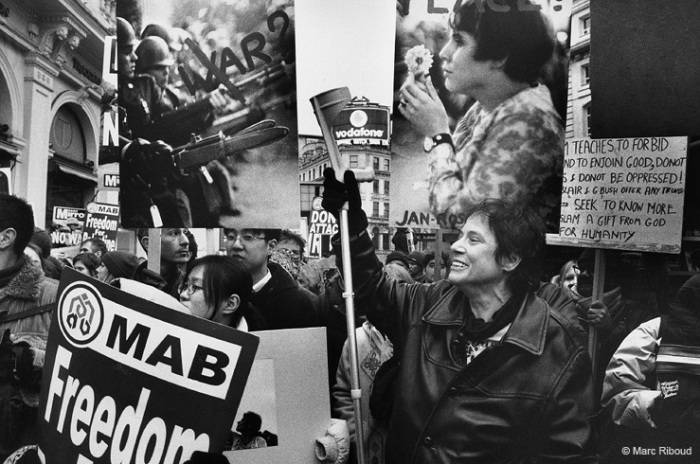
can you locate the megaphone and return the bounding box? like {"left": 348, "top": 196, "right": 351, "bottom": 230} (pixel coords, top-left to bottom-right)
{"left": 310, "top": 87, "right": 375, "bottom": 183}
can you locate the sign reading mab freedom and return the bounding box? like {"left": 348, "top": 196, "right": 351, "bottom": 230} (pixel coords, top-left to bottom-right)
{"left": 38, "top": 270, "right": 259, "bottom": 463}
{"left": 82, "top": 202, "right": 120, "bottom": 252}
{"left": 558, "top": 137, "right": 687, "bottom": 253}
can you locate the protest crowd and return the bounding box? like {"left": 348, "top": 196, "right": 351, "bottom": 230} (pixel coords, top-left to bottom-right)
{"left": 1, "top": 0, "right": 699, "bottom": 463}
{"left": 2, "top": 171, "right": 699, "bottom": 463}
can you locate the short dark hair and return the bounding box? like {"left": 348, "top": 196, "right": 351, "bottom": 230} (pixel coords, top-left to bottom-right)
{"left": 0, "top": 193, "right": 35, "bottom": 256}
{"left": 467, "top": 199, "right": 545, "bottom": 292}
{"left": 83, "top": 238, "right": 108, "bottom": 256}
{"left": 279, "top": 229, "right": 306, "bottom": 255}
{"left": 184, "top": 255, "right": 253, "bottom": 324}
{"left": 242, "top": 411, "right": 262, "bottom": 432}
{"left": 223, "top": 228, "right": 281, "bottom": 243}
{"left": 73, "top": 253, "right": 102, "bottom": 278}
{"left": 450, "top": 0, "right": 554, "bottom": 83}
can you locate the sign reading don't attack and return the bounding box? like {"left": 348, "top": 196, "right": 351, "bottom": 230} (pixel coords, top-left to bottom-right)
{"left": 558, "top": 137, "right": 687, "bottom": 253}
{"left": 38, "top": 270, "right": 259, "bottom": 463}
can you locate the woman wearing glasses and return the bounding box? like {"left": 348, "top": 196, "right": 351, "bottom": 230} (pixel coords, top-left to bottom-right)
{"left": 179, "top": 255, "right": 267, "bottom": 331}
{"left": 399, "top": 0, "right": 563, "bottom": 230}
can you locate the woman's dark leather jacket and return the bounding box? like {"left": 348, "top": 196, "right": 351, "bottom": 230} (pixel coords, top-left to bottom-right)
{"left": 346, "top": 234, "right": 599, "bottom": 463}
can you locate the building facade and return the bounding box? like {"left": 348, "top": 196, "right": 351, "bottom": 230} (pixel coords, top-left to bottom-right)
{"left": 0, "top": 0, "right": 114, "bottom": 228}
{"left": 566, "top": 0, "right": 591, "bottom": 138}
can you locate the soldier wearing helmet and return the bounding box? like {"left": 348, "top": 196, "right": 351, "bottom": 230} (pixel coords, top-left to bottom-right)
{"left": 117, "top": 17, "right": 162, "bottom": 138}
{"left": 142, "top": 23, "right": 182, "bottom": 55}
{"left": 117, "top": 17, "right": 138, "bottom": 80}
{"left": 135, "top": 36, "right": 181, "bottom": 113}
{"left": 118, "top": 17, "right": 188, "bottom": 228}
{"left": 136, "top": 36, "right": 174, "bottom": 87}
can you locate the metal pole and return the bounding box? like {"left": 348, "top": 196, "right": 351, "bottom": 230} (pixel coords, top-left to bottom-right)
{"left": 147, "top": 228, "right": 161, "bottom": 275}
{"left": 339, "top": 207, "right": 366, "bottom": 464}
{"left": 434, "top": 229, "right": 443, "bottom": 280}
{"left": 311, "top": 87, "right": 368, "bottom": 464}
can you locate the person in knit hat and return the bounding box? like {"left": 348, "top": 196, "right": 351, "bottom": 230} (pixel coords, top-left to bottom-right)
{"left": 407, "top": 251, "right": 428, "bottom": 283}
{"left": 385, "top": 251, "right": 410, "bottom": 271}
{"left": 97, "top": 250, "right": 140, "bottom": 283}
{"left": 30, "top": 228, "right": 52, "bottom": 260}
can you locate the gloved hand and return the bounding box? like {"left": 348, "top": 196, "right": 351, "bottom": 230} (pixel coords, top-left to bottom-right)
{"left": 321, "top": 168, "right": 368, "bottom": 237}
{"left": 315, "top": 418, "right": 350, "bottom": 464}
{"left": 587, "top": 300, "right": 612, "bottom": 331}
{"left": 123, "top": 139, "right": 179, "bottom": 189}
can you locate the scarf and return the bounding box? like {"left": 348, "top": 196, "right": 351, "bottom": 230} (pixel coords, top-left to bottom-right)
{"left": 0, "top": 255, "right": 26, "bottom": 289}
{"left": 461, "top": 289, "right": 526, "bottom": 341}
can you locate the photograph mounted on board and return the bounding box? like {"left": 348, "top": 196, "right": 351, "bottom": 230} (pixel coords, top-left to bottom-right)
{"left": 117, "top": 0, "right": 300, "bottom": 229}
{"left": 391, "top": 0, "right": 572, "bottom": 234}
{"left": 295, "top": 0, "right": 397, "bottom": 253}
{"left": 227, "top": 359, "right": 278, "bottom": 451}
{"left": 224, "top": 328, "right": 332, "bottom": 464}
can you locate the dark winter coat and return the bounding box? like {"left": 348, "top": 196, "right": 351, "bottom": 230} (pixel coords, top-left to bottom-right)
{"left": 0, "top": 257, "right": 57, "bottom": 343}
{"left": 347, "top": 234, "right": 598, "bottom": 464}
{"left": 250, "top": 262, "right": 319, "bottom": 330}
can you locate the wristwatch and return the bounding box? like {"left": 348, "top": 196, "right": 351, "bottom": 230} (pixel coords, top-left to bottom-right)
{"left": 423, "top": 133, "right": 454, "bottom": 152}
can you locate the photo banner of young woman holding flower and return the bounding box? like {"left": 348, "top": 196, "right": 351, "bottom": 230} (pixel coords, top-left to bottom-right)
{"left": 391, "top": 0, "right": 572, "bottom": 234}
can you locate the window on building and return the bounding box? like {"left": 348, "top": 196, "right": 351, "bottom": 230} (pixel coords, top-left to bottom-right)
{"left": 384, "top": 159, "right": 390, "bottom": 171}
{"left": 373, "top": 157, "right": 380, "bottom": 170}
{"left": 50, "top": 106, "right": 86, "bottom": 164}
{"left": 584, "top": 103, "right": 592, "bottom": 137}
{"left": 372, "top": 227, "right": 380, "bottom": 249}
{"left": 373, "top": 201, "right": 379, "bottom": 217}
{"left": 349, "top": 155, "right": 359, "bottom": 168}
{"left": 384, "top": 180, "right": 390, "bottom": 195}
{"left": 300, "top": 184, "right": 316, "bottom": 211}
{"left": 383, "top": 202, "right": 390, "bottom": 220}
{"left": 581, "top": 16, "right": 591, "bottom": 36}
{"left": 373, "top": 179, "right": 380, "bottom": 194}
{"left": 582, "top": 63, "right": 590, "bottom": 86}
{"left": 382, "top": 233, "right": 390, "bottom": 251}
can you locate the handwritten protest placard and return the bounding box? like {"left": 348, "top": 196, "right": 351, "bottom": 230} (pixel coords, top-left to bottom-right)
{"left": 557, "top": 137, "right": 687, "bottom": 253}
{"left": 38, "top": 270, "right": 259, "bottom": 463}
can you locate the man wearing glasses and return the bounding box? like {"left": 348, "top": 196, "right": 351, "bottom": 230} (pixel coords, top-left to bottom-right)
{"left": 273, "top": 229, "right": 307, "bottom": 280}
{"left": 223, "top": 228, "right": 318, "bottom": 330}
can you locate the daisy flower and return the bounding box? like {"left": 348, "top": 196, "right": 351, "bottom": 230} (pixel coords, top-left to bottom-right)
{"left": 405, "top": 44, "right": 433, "bottom": 77}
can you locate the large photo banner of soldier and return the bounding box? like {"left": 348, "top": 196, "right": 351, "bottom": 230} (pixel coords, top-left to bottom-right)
{"left": 117, "top": 0, "right": 300, "bottom": 229}
{"left": 37, "top": 269, "right": 259, "bottom": 463}
{"left": 389, "top": 0, "right": 573, "bottom": 234}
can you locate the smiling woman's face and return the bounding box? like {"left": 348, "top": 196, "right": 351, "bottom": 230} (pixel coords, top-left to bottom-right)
{"left": 447, "top": 214, "right": 505, "bottom": 291}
